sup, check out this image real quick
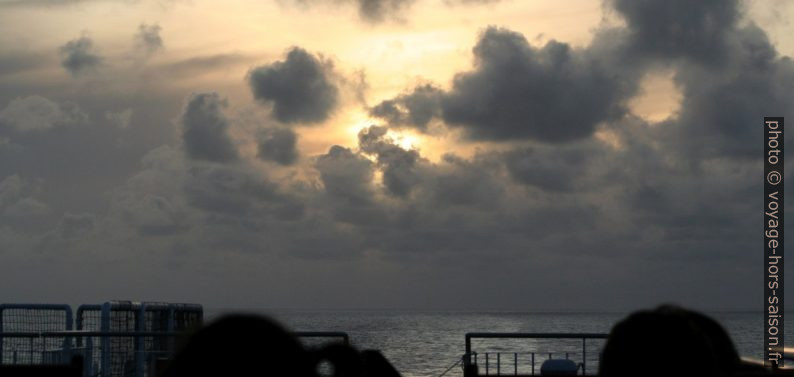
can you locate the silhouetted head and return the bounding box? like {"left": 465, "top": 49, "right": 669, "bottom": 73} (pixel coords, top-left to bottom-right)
{"left": 599, "top": 305, "right": 739, "bottom": 377}
{"left": 163, "top": 314, "right": 315, "bottom": 377}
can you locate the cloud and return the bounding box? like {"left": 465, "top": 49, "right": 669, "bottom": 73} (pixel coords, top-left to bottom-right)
{"left": 134, "top": 23, "right": 164, "bottom": 56}
{"left": 183, "top": 162, "right": 283, "bottom": 216}
{"left": 355, "top": 0, "right": 414, "bottom": 23}
{"left": 612, "top": 0, "right": 740, "bottom": 65}
{"left": 287, "top": 0, "right": 500, "bottom": 23}
{"left": 257, "top": 126, "right": 298, "bottom": 165}
{"left": 55, "top": 212, "right": 96, "bottom": 239}
{"left": 358, "top": 125, "right": 423, "bottom": 196}
{"left": 105, "top": 108, "right": 133, "bottom": 129}
{"left": 0, "top": 95, "right": 86, "bottom": 132}
{"left": 373, "top": 26, "right": 639, "bottom": 143}
{"left": 369, "top": 84, "right": 442, "bottom": 131}
{"left": 180, "top": 92, "right": 239, "bottom": 163}
{"left": 440, "top": 27, "right": 637, "bottom": 142}
{"left": 0, "top": 0, "right": 789, "bottom": 312}
{"left": 0, "top": 174, "right": 51, "bottom": 232}
{"left": 248, "top": 47, "right": 338, "bottom": 124}
{"left": 502, "top": 140, "right": 612, "bottom": 192}
{"left": 315, "top": 145, "right": 374, "bottom": 205}
{"left": 609, "top": 0, "right": 794, "bottom": 160}
{"left": 59, "top": 35, "right": 102, "bottom": 76}
{"left": 107, "top": 145, "right": 191, "bottom": 237}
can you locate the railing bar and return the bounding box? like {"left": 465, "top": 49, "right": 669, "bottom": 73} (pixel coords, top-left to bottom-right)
{"left": 531, "top": 352, "right": 535, "bottom": 376}
{"left": 582, "top": 338, "right": 586, "bottom": 376}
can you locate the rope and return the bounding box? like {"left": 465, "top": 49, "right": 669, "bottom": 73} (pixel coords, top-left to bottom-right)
{"left": 438, "top": 357, "right": 463, "bottom": 377}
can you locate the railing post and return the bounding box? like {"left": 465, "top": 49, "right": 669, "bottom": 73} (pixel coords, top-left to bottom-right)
{"left": 531, "top": 353, "right": 535, "bottom": 376}
{"left": 464, "top": 334, "right": 472, "bottom": 377}
{"left": 497, "top": 353, "right": 501, "bottom": 375}
{"left": 86, "top": 336, "right": 94, "bottom": 377}
{"left": 582, "top": 338, "right": 586, "bottom": 376}
{"left": 0, "top": 307, "right": 4, "bottom": 366}
{"left": 486, "top": 353, "right": 489, "bottom": 376}
{"left": 136, "top": 305, "right": 145, "bottom": 377}
{"left": 100, "top": 303, "right": 111, "bottom": 377}
{"left": 514, "top": 353, "right": 517, "bottom": 375}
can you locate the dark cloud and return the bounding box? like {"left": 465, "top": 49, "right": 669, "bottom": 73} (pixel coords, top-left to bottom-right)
{"left": 374, "top": 26, "right": 639, "bottom": 143}
{"left": 257, "top": 126, "right": 298, "bottom": 165}
{"left": 59, "top": 36, "right": 102, "bottom": 76}
{"left": 315, "top": 145, "right": 374, "bottom": 205}
{"left": 440, "top": 26, "right": 636, "bottom": 142}
{"left": 134, "top": 23, "right": 164, "bottom": 56}
{"left": 183, "top": 163, "right": 281, "bottom": 216}
{"left": 502, "top": 141, "right": 612, "bottom": 192}
{"left": 421, "top": 153, "right": 504, "bottom": 208}
{"left": 355, "top": 0, "right": 413, "bottom": 23}
{"left": 613, "top": 0, "right": 740, "bottom": 65}
{"left": 180, "top": 92, "right": 239, "bottom": 163}
{"left": 248, "top": 47, "right": 338, "bottom": 124}
{"left": 287, "top": 0, "right": 500, "bottom": 23}
{"left": 358, "top": 125, "right": 422, "bottom": 196}
{"left": 606, "top": 0, "right": 794, "bottom": 161}
{"left": 369, "top": 84, "right": 442, "bottom": 131}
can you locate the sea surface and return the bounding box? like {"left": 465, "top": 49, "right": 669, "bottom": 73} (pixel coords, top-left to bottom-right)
{"left": 205, "top": 310, "right": 784, "bottom": 377}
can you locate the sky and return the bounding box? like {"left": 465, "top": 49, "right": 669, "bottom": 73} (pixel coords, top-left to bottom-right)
{"left": 0, "top": 0, "right": 793, "bottom": 312}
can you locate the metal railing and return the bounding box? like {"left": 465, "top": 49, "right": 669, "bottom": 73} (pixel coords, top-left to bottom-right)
{"left": 1, "top": 301, "right": 202, "bottom": 377}
{"left": 0, "top": 330, "right": 182, "bottom": 377}
{"left": 463, "top": 332, "right": 608, "bottom": 376}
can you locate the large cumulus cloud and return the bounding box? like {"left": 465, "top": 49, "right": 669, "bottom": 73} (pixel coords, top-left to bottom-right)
{"left": 371, "top": 26, "right": 639, "bottom": 143}
{"left": 180, "top": 92, "right": 239, "bottom": 163}
{"left": 248, "top": 48, "right": 339, "bottom": 125}
{"left": 441, "top": 27, "right": 636, "bottom": 142}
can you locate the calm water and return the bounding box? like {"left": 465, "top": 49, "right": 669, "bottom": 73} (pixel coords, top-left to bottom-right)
{"left": 205, "top": 310, "right": 782, "bottom": 377}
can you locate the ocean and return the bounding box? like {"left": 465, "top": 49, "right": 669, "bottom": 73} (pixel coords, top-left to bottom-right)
{"left": 205, "top": 310, "right": 782, "bottom": 377}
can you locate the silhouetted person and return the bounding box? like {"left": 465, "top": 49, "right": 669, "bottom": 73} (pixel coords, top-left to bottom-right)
{"left": 308, "top": 342, "right": 402, "bottom": 377}
{"left": 162, "top": 314, "right": 315, "bottom": 377}
{"left": 360, "top": 350, "right": 401, "bottom": 377}
{"left": 599, "top": 305, "right": 745, "bottom": 377}
{"left": 311, "top": 343, "right": 362, "bottom": 377}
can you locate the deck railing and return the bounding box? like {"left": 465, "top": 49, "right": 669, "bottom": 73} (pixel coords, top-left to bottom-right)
{"left": 0, "top": 330, "right": 353, "bottom": 377}
{"left": 463, "top": 332, "right": 608, "bottom": 376}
